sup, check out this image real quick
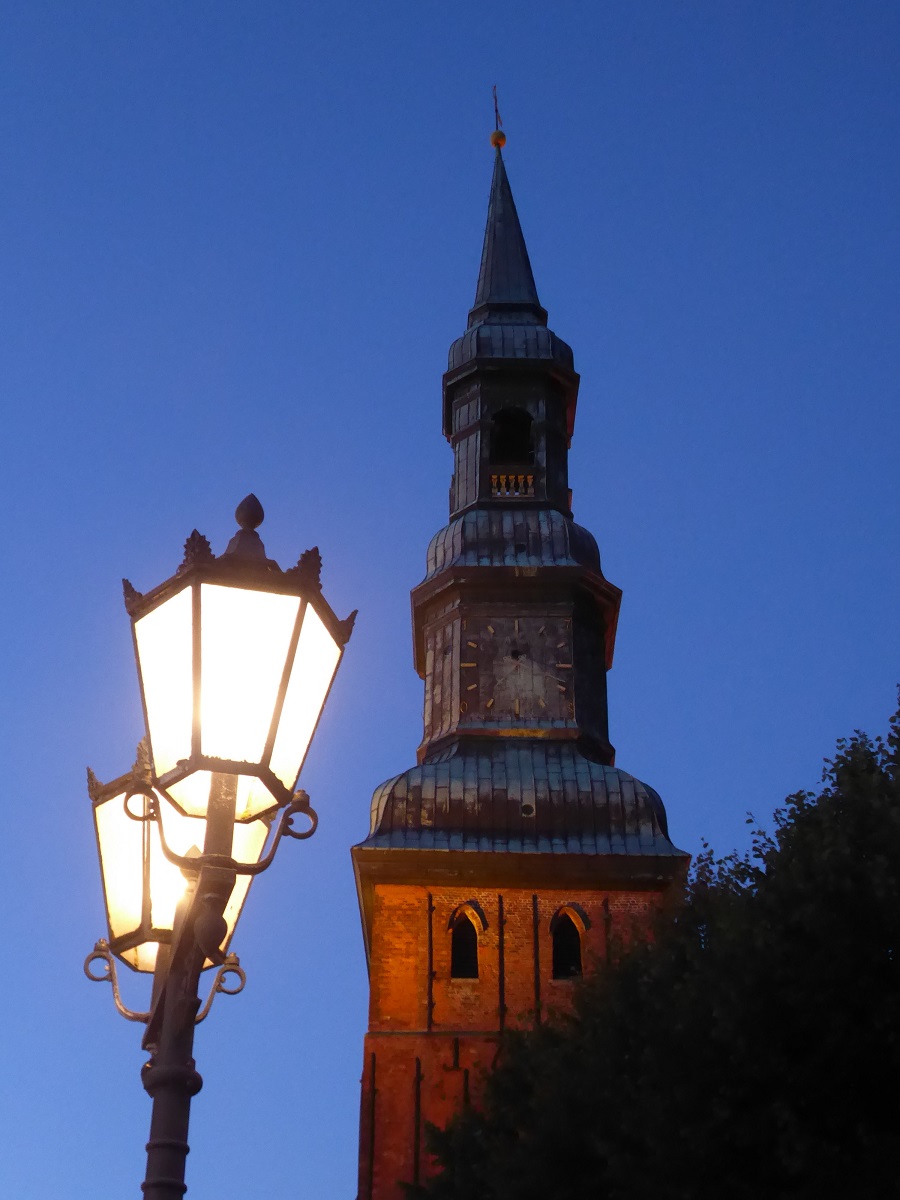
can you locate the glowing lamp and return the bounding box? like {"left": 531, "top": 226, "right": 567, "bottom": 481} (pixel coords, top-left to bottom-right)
{"left": 124, "top": 495, "right": 354, "bottom": 824}
{"left": 88, "top": 756, "right": 270, "bottom": 972}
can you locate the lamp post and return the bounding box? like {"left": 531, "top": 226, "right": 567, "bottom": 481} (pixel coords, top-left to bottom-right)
{"left": 85, "top": 495, "right": 355, "bottom": 1199}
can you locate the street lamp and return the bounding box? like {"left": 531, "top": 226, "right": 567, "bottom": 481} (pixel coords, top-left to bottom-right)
{"left": 84, "top": 495, "right": 354, "bottom": 1200}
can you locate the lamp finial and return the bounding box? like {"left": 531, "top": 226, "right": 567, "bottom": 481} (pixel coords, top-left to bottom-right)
{"left": 224, "top": 494, "right": 268, "bottom": 561}
{"left": 235, "top": 494, "right": 264, "bottom": 531}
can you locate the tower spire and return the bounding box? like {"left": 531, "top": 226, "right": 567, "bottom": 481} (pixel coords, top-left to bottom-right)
{"left": 469, "top": 128, "right": 547, "bottom": 327}
{"left": 353, "top": 129, "right": 688, "bottom": 1200}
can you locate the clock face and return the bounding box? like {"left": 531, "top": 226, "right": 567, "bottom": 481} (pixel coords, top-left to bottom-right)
{"left": 460, "top": 616, "right": 574, "bottom": 722}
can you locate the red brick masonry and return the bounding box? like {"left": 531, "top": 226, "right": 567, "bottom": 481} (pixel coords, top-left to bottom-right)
{"left": 357, "top": 883, "right": 658, "bottom": 1200}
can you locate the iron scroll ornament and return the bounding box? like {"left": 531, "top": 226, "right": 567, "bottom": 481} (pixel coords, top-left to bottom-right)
{"left": 121, "top": 783, "right": 319, "bottom": 876}
{"left": 83, "top": 940, "right": 246, "bottom": 1025}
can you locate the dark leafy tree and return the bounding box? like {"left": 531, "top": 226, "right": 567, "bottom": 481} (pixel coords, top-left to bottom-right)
{"left": 416, "top": 699, "right": 900, "bottom": 1200}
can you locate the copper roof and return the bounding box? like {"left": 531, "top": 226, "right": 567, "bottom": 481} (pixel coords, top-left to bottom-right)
{"left": 358, "top": 741, "right": 684, "bottom": 858}
{"left": 425, "top": 508, "right": 602, "bottom": 580}
{"left": 470, "top": 147, "right": 546, "bottom": 325}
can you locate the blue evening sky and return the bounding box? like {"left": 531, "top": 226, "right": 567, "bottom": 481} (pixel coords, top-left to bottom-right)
{"left": 1, "top": 3, "right": 897, "bottom": 1197}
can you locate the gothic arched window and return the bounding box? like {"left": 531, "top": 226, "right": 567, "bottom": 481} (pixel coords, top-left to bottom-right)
{"left": 450, "top": 915, "right": 479, "bottom": 979}
{"left": 552, "top": 912, "right": 583, "bottom": 979}
{"left": 489, "top": 408, "right": 534, "bottom": 466}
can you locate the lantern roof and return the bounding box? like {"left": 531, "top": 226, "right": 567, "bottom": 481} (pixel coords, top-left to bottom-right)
{"left": 121, "top": 495, "right": 356, "bottom": 648}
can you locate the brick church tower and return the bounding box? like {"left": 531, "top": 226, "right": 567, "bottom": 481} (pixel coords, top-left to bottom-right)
{"left": 352, "top": 136, "right": 689, "bottom": 1200}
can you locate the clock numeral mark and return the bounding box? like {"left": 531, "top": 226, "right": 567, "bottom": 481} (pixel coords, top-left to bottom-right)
{"left": 538, "top": 698, "right": 546, "bottom": 710}
{"left": 467, "top": 640, "right": 477, "bottom": 648}
{"left": 557, "top": 662, "right": 572, "bottom": 669}
{"left": 514, "top": 699, "right": 520, "bottom": 717}
{"left": 459, "top": 700, "right": 468, "bottom": 714}
{"left": 538, "top": 625, "right": 545, "bottom": 635}
{"left": 466, "top": 684, "right": 477, "bottom": 692}
{"left": 557, "top": 641, "right": 567, "bottom": 649}
{"left": 485, "top": 698, "right": 494, "bottom": 710}
{"left": 461, "top": 662, "right": 477, "bottom": 668}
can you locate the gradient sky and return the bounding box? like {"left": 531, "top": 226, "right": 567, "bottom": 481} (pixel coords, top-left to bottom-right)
{"left": 1, "top": 3, "right": 898, "bottom": 1197}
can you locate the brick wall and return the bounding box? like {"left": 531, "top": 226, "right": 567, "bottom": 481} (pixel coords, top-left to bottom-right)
{"left": 358, "top": 881, "right": 659, "bottom": 1199}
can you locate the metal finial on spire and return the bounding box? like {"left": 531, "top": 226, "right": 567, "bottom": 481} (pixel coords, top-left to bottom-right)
{"left": 490, "top": 85, "right": 506, "bottom": 149}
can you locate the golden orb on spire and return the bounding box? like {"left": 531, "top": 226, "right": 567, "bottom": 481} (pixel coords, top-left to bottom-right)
{"left": 490, "top": 129, "right": 506, "bottom": 149}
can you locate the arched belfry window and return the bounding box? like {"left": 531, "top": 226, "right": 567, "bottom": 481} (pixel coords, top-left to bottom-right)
{"left": 551, "top": 908, "right": 587, "bottom": 980}
{"left": 448, "top": 902, "right": 487, "bottom": 980}
{"left": 489, "top": 408, "right": 534, "bottom": 466}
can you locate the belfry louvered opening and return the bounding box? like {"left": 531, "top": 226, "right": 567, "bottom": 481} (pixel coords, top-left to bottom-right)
{"left": 489, "top": 408, "right": 534, "bottom": 466}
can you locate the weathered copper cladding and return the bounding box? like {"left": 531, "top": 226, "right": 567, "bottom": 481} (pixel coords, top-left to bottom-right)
{"left": 366, "top": 742, "right": 675, "bottom": 856}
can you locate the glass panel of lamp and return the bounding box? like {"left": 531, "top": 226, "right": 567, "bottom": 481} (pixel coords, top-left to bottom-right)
{"left": 134, "top": 587, "right": 194, "bottom": 777}
{"left": 269, "top": 603, "right": 341, "bottom": 790}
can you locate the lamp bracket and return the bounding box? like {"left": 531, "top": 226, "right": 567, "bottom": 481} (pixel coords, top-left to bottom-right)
{"left": 196, "top": 954, "right": 247, "bottom": 1023}
{"left": 141, "top": 787, "right": 319, "bottom": 878}
{"left": 84, "top": 940, "right": 151, "bottom": 1024}
{"left": 84, "top": 940, "right": 247, "bottom": 1026}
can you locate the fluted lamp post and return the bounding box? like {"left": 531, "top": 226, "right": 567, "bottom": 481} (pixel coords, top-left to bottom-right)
{"left": 85, "top": 495, "right": 355, "bottom": 1200}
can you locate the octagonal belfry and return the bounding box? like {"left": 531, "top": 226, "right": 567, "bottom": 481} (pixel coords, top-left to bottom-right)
{"left": 352, "top": 139, "right": 688, "bottom": 1200}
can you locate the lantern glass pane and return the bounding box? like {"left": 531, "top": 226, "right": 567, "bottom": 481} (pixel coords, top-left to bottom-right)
{"left": 95, "top": 788, "right": 144, "bottom": 946}
{"left": 236, "top": 773, "right": 280, "bottom": 821}
{"left": 167, "top": 770, "right": 212, "bottom": 818}
{"left": 129, "top": 942, "right": 159, "bottom": 972}
{"left": 95, "top": 788, "right": 194, "bottom": 974}
{"left": 222, "top": 819, "right": 270, "bottom": 936}
{"left": 200, "top": 583, "right": 300, "bottom": 765}
{"left": 167, "top": 769, "right": 280, "bottom": 821}
{"left": 270, "top": 604, "right": 341, "bottom": 790}
{"left": 149, "top": 804, "right": 201, "bottom": 932}
{"left": 135, "top": 587, "right": 194, "bottom": 777}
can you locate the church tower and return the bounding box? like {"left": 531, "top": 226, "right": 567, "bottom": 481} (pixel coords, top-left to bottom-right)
{"left": 352, "top": 134, "right": 688, "bottom": 1200}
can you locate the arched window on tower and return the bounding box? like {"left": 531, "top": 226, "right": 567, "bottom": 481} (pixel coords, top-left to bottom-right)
{"left": 450, "top": 914, "right": 479, "bottom": 979}
{"left": 551, "top": 911, "right": 583, "bottom": 979}
{"left": 489, "top": 408, "right": 535, "bottom": 499}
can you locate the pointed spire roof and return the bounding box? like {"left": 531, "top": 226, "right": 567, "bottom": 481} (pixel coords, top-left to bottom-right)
{"left": 468, "top": 147, "right": 548, "bottom": 328}
{"left": 446, "top": 136, "right": 574, "bottom": 378}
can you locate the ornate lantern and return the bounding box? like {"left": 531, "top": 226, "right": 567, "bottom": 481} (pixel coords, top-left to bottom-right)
{"left": 88, "top": 747, "right": 269, "bottom": 972}
{"left": 123, "top": 494, "right": 354, "bottom": 827}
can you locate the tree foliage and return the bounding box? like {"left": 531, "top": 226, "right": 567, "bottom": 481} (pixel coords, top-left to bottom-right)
{"left": 417, "top": 700, "right": 900, "bottom": 1200}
